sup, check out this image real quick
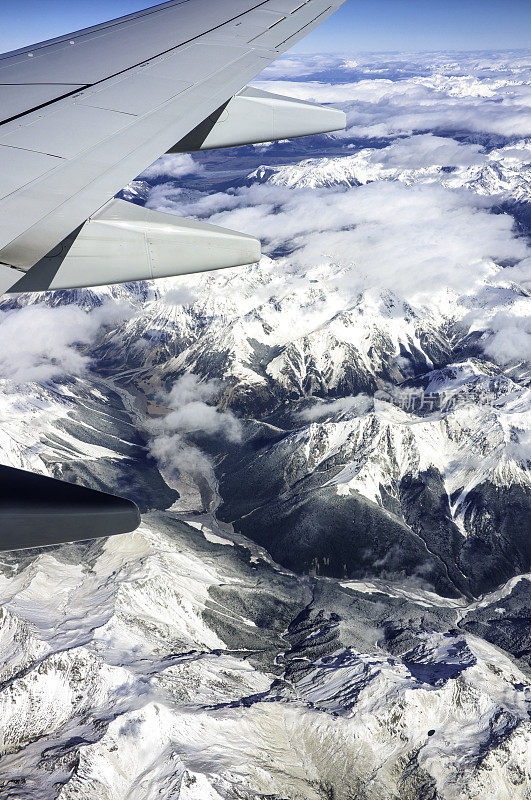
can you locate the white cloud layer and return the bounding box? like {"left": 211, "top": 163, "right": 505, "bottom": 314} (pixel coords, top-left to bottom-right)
{"left": 139, "top": 154, "right": 203, "bottom": 180}
{"left": 481, "top": 298, "right": 531, "bottom": 365}
{"left": 149, "top": 374, "right": 242, "bottom": 482}
{"left": 145, "top": 179, "right": 528, "bottom": 306}
{"left": 253, "top": 50, "right": 531, "bottom": 140}
{"left": 369, "top": 134, "right": 486, "bottom": 168}
{"left": 144, "top": 47, "right": 531, "bottom": 368}
{"left": 0, "top": 302, "right": 132, "bottom": 385}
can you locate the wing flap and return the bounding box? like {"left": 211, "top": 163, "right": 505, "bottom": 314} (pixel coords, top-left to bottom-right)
{"left": 145, "top": 42, "right": 252, "bottom": 84}
{"left": 261, "top": 1, "right": 311, "bottom": 11}
{"left": 0, "top": 105, "right": 137, "bottom": 160}
{"left": 0, "top": 146, "right": 63, "bottom": 201}
{"left": 0, "top": 263, "right": 24, "bottom": 294}
{"left": 250, "top": 0, "right": 334, "bottom": 46}
{"left": 0, "top": 83, "right": 85, "bottom": 124}
{"left": 78, "top": 74, "right": 191, "bottom": 116}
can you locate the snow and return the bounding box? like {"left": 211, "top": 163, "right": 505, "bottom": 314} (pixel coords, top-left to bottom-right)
{"left": 250, "top": 140, "right": 531, "bottom": 202}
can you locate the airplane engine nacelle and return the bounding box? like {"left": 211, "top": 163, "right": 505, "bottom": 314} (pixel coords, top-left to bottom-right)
{"left": 171, "top": 87, "right": 346, "bottom": 152}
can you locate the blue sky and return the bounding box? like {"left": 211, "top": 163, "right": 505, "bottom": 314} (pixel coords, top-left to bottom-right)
{"left": 0, "top": 0, "right": 530, "bottom": 54}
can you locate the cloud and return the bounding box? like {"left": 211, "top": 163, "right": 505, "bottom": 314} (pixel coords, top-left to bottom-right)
{"left": 256, "top": 51, "right": 531, "bottom": 85}
{"left": 342, "top": 97, "right": 531, "bottom": 140}
{"left": 162, "top": 401, "right": 242, "bottom": 440}
{"left": 257, "top": 54, "right": 349, "bottom": 80}
{"left": 160, "top": 287, "right": 198, "bottom": 306}
{"left": 148, "top": 374, "right": 242, "bottom": 481}
{"left": 299, "top": 394, "right": 372, "bottom": 421}
{"left": 370, "top": 134, "right": 486, "bottom": 169}
{"left": 500, "top": 258, "right": 531, "bottom": 293}
{"left": 464, "top": 255, "right": 531, "bottom": 366}
{"left": 0, "top": 301, "right": 132, "bottom": 386}
{"left": 147, "top": 178, "right": 528, "bottom": 306}
{"left": 149, "top": 432, "right": 213, "bottom": 481}
{"left": 252, "top": 78, "right": 359, "bottom": 104}
{"left": 161, "top": 374, "right": 242, "bottom": 442}
{"left": 164, "top": 373, "right": 218, "bottom": 406}
{"left": 138, "top": 154, "right": 203, "bottom": 181}
{"left": 511, "top": 429, "right": 531, "bottom": 462}
{"left": 482, "top": 300, "right": 531, "bottom": 365}
{"left": 144, "top": 183, "right": 237, "bottom": 216}
{"left": 253, "top": 56, "right": 531, "bottom": 140}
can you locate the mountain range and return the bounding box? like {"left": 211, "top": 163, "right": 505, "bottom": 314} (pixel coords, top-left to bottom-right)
{"left": 0, "top": 50, "right": 529, "bottom": 800}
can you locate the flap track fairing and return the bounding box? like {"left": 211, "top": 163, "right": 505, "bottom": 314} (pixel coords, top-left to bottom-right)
{"left": 4, "top": 199, "right": 261, "bottom": 292}
{"left": 171, "top": 86, "right": 346, "bottom": 152}
{"left": 0, "top": 465, "right": 140, "bottom": 551}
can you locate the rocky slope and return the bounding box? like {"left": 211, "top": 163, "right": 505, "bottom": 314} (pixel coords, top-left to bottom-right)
{"left": 248, "top": 139, "right": 531, "bottom": 200}
{"left": 0, "top": 364, "right": 176, "bottom": 513}
{"left": 0, "top": 515, "right": 529, "bottom": 800}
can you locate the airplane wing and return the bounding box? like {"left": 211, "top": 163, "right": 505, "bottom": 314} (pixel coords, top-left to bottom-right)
{"left": 0, "top": 0, "right": 347, "bottom": 550}
{"left": 0, "top": 0, "right": 347, "bottom": 293}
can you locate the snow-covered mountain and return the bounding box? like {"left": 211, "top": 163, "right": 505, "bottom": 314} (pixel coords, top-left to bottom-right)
{"left": 0, "top": 516, "right": 529, "bottom": 799}
{"left": 249, "top": 138, "right": 531, "bottom": 202}
{"left": 0, "top": 51, "right": 529, "bottom": 799}
{"left": 82, "top": 261, "right": 529, "bottom": 601}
